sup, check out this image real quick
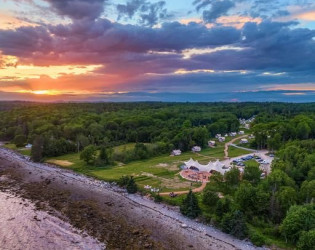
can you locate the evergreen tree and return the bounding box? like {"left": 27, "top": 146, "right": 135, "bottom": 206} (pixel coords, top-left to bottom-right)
{"left": 221, "top": 210, "right": 248, "bottom": 239}
{"left": 180, "top": 189, "right": 201, "bottom": 219}
{"left": 31, "top": 135, "right": 44, "bottom": 162}
{"left": 126, "top": 176, "right": 138, "bottom": 194}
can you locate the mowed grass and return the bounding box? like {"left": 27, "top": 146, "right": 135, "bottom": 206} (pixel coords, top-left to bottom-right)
{"left": 228, "top": 146, "right": 253, "bottom": 158}
{"left": 45, "top": 145, "right": 224, "bottom": 192}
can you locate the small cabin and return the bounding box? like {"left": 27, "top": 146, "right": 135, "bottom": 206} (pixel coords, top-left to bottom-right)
{"left": 171, "top": 149, "right": 182, "bottom": 156}
{"left": 239, "top": 131, "right": 245, "bottom": 135}
{"left": 208, "top": 140, "right": 216, "bottom": 147}
{"left": 215, "top": 134, "right": 221, "bottom": 139}
{"left": 240, "top": 138, "right": 248, "bottom": 144}
{"left": 192, "top": 146, "right": 201, "bottom": 152}
{"left": 218, "top": 137, "right": 225, "bottom": 142}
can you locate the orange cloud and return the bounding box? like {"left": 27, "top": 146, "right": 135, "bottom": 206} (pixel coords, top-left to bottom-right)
{"left": 216, "top": 15, "right": 262, "bottom": 29}
{"left": 0, "top": 12, "right": 37, "bottom": 30}
{"left": 264, "top": 83, "right": 315, "bottom": 91}
{"left": 296, "top": 11, "right": 315, "bottom": 21}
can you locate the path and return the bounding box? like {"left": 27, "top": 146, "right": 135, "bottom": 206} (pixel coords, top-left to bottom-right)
{"left": 224, "top": 135, "right": 248, "bottom": 158}
{"left": 159, "top": 181, "right": 207, "bottom": 196}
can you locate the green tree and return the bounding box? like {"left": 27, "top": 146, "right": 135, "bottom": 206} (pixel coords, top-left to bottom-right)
{"left": 281, "top": 204, "right": 315, "bottom": 243}
{"left": 202, "top": 190, "right": 219, "bottom": 206}
{"left": 297, "top": 230, "right": 315, "bottom": 250}
{"left": 192, "top": 127, "right": 208, "bottom": 147}
{"left": 276, "top": 186, "right": 297, "bottom": 218}
{"left": 180, "top": 190, "right": 201, "bottom": 219}
{"left": 300, "top": 180, "right": 315, "bottom": 203}
{"left": 80, "top": 145, "right": 97, "bottom": 164}
{"left": 225, "top": 167, "right": 240, "bottom": 187}
{"left": 221, "top": 210, "right": 248, "bottom": 239}
{"left": 235, "top": 183, "right": 269, "bottom": 216}
{"left": 215, "top": 196, "right": 233, "bottom": 218}
{"left": 14, "top": 134, "right": 26, "bottom": 147}
{"left": 31, "top": 135, "right": 44, "bottom": 162}
{"left": 297, "top": 122, "right": 311, "bottom": 140}
{"left": 267, "top": 133, "right": 282, "bottom": 151}
{"left": 243, "top": 162, "right": 262, "bottom": 184}
{"left": 98, "top": 145, "right": 112, "bottom": 165}
{"left": 126, "top": 176, "right": 138, "bottom": 194}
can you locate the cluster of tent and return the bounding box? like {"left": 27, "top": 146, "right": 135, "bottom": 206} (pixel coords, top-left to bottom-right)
{"left": 184, "top": 158, "right": 227, "bottom": 175}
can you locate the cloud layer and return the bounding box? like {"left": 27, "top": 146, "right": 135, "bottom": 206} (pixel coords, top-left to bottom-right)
{"left": 0, "top": 0, "right": 314, "bottom": 101}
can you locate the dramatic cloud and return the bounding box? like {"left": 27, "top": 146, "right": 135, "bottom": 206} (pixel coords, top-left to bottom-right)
{"left": 195, "top": 0, "right": 235, "bottom": 23}
{"left": 116, "top": 0, "right": 170, "bottom": 26}
{"left": 44, "top": 0, "right": 107, "bottom": 20}
{"left": 0, "top": 0, "right": 314, "bottom": 101}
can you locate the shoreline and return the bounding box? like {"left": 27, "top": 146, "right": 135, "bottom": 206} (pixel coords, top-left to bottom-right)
{"left": 0, "top": 189, "right": 105, "bottom": 250}
{"left": 0, "top": 146, "right": 263, "bottom": 250}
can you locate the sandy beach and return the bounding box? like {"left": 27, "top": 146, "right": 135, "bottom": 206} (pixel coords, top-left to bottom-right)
{"left": 0, "top": 146, "right": 263, "bottom": 250}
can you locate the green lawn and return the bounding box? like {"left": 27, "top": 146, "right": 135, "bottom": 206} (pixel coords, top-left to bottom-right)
{"left": 4, "top": 143, "right": 31, "bottom": 156}
{"left": 228, "top": 146, "right": 252, "bottom": 158}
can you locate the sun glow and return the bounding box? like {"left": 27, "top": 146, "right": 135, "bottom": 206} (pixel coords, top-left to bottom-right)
{"left": 17, "top": 90, "right": 62, "bottom": 95}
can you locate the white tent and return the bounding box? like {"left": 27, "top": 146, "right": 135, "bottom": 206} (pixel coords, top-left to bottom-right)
{"left": 184, "top": 158, "right": 227, "bottom": 174}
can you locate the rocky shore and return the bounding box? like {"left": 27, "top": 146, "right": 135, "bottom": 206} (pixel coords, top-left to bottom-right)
{"left": 0, "top": 146, "right": 262, "bottom": 250}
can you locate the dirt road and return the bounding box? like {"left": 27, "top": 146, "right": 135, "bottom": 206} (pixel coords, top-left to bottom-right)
{"left": 159, "top": 181, "right": 207, "bottom": 196}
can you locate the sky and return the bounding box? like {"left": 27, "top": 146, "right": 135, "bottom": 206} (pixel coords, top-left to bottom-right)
{"left": 0, "top": 0, "right": 314, "bottom": 102}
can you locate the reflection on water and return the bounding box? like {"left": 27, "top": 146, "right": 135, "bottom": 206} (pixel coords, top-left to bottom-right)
{"left": 0, "top": 191, "right": 105, "bottom": 250}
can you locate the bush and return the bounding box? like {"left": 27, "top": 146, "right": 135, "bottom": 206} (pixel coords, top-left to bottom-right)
{"left": 153, "top": 193, "right": 163, "bottom": 203}
{"left": 250, "top": 231, "right": 266, "bottom": 247}
{"left": 117, "top": 176, "right": 131, "bottom": 187}
{"left": 14, "top": 134, "right": 26, "bottom": 147}
{"left": 126, "top": 176, "right": 138, "bottom": 194}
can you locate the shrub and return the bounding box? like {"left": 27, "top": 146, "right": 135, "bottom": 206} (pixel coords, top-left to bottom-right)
{"left": 250, "top": 231, "right": 266, "bottom": 247}
{"left": 126, "top": 176, "right": 138, "bottom": 194}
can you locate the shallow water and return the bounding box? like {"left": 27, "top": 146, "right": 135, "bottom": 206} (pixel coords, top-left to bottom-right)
{"left": 0, "top": 191, "right": 105, "bottom": 250}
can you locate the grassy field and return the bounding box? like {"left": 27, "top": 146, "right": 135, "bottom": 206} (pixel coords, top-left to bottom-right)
{"left": 3, "top": 135, "right": 254, "bottom": 192}
{"left": 45, "top": 144, "right": 226, "bottom": 192}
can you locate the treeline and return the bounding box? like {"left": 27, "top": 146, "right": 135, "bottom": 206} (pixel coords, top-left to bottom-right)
{"left": 252, "top": 114, "right": 315, "bottom": 150}
{"left": 2, "top": 102, "right": 315, "bottom": 162}
{"left": 0, "top": 102, "right": 245, "bottom": 161}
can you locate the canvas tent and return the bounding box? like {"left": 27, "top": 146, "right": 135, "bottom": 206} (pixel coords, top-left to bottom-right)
{"left": 184, "top": 158, "right": 227, "bottom": 174}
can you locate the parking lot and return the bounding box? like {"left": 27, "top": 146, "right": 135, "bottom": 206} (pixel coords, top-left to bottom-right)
{"left": 221, "top": 150, "right": 274, "bottom": 175}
